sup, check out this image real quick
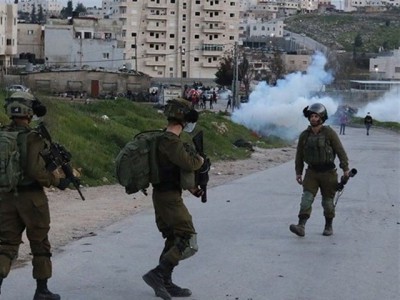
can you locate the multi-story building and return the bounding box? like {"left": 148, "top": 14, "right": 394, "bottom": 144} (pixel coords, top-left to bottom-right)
{"left": 0, "top": 3, "right": 18, "bottom": 72}
{"left": 17, "top": 0, "right": 63, "bottom": 16}
{"left": 370, "top": 48, "right": 400, "bottom": 80}
{"left": 118, "top": 0, "right": 240, "bottom": 79}
{"left": 17, "top": 23, "right": 44, "bottom": 62}
{"left": 44, "top": 17, "right": 124, "bottom": 70}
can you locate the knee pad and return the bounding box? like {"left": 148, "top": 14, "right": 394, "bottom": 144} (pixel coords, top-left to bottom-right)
{"left": 176, "top": 234, "right": 198, "bottom": 260}
{"left": 300, "top": 191, "right": 314, "bottom": 211}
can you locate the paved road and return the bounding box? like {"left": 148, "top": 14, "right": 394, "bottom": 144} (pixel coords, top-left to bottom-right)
{"left": 2, "top": 126, "right": 399, "bottom": 300}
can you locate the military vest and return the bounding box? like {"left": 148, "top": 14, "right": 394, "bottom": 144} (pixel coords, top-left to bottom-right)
{"left": 303, "top": 130, "right": 335, "bottom": 166}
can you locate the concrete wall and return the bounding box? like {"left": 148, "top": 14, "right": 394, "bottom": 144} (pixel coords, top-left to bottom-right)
{"left": 2, "top": 71, "right": 151, "bottom": 97}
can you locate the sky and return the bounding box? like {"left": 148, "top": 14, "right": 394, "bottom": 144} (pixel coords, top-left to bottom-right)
{"left": 60, "top": 0, "right": 102, "bottom": 8}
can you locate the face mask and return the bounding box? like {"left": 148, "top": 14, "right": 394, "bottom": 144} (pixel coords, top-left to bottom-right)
{"left": 183, "top": 122, "right": 196, "bottom": 133}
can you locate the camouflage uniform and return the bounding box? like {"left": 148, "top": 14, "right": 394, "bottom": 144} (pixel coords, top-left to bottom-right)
{"left": 292, "top": 125, "right": 349, "bottom": 236}
{"left": 0, "top": 122, "right": 60, "bottom": 281}
{"left": 152, "top": 131, "right": 203, "bottom": 266}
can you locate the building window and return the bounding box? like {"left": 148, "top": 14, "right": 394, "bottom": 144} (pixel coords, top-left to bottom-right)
{"left": 194, "top": 35, "right": 199, "bottom": 39}
{"left": 84, "top": 32, "right": 92, "bottom": 39}
{"left": 195, "top": 12, "right": 200, "bottom": 16}
{"left": 194, "top": 57, "right": 199, "bottom": 61}
{"left": 27, "top": 30, "right": 34, "bottom": 35}
{"left": 103, "top": 53, "right": 110, "bottom": 59}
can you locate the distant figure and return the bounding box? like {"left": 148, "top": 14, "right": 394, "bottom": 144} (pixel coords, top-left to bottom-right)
{"left": 339, "top": 113, "right": 348, "bottom": 135}
{"left": 364, "top": 112, "right": 373, "bottom": 135}
{"left": 226, "top": 95, "right": 232, "bottom": 111}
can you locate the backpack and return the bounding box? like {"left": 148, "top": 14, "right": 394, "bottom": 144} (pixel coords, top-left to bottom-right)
{"left": 0, "top": 128, "right": 29, "bottom": 193}
{"left": 115, "top": 130, "right": 163, "bottom": 195}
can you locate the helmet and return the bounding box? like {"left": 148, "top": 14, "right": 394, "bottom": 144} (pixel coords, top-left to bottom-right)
{"left": 303, "top": 103, "right": 328, "bottom": 123}
{"left": 5, "top": 91, "right": 47, "bottom": 118}
{"left": 164, "top": 98, "right": 198, "bottom": 124}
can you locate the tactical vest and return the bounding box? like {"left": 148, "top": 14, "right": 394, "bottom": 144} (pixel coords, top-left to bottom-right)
{"left": 303, "top": 131, "right": 335, "bottom": 167}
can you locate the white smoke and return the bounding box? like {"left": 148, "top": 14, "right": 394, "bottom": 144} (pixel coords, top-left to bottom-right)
{"left": 232, "top": 52, "right": 338, "bottom": 140}
{"left": 356, "top": 88, "right": 400, "bottom": 122}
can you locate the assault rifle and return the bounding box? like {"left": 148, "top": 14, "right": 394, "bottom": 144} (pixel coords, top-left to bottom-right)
{"left": 36, "top": 122, "right": 85, "bottom": 201}
{"left": 192, "top": 130, "right": 211, "bottom": 203}
{"left": 334, "top": 168, "right": 357, "bottom": 207}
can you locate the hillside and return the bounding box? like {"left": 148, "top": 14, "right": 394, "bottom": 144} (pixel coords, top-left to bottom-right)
{"left": 0, "top": 92, "right": 289, "bottom": 187}
{"left": 285, "top": 11, "right": 400, "bottom": 53}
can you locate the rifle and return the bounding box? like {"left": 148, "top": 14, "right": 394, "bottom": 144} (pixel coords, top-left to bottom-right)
{"left": 334, "top": 168, "right": 357, "bottom": 207}
{"left": 36, "top": 122, "right": 85, "bottom": 201}
{"left": 192, "top": 130, "right": 211, "bottom": 203}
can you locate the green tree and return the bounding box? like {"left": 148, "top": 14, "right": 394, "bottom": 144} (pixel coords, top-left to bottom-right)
{"left": 238, "top": 52, "right": 254, "bottom": 97}
{"left": 38, "top": 5, "right": 45, "bottom": 24}
{"left": 60, "top": 1, "right": 74, "bottom": 18}
{"left": 215, "top": 54, "right": 234, "bottom": 87}
{"left": 269, "top": 51, "right": 285, "bottom": 85}
{"left": 75, "top": 3, "right": 87, "bottom": 15}
{"left": 354, "top": 33, "right": 363, "bottom": 48}
{"left": 30, "top": 4, "right": 37, "bottom": 23}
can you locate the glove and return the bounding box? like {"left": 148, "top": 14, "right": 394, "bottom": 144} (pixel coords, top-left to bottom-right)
{"left": 57, "top": 178, "right": 71, "bottom": 190}
{"left": 189, "top": 187, "right": 204, "bottom": 198}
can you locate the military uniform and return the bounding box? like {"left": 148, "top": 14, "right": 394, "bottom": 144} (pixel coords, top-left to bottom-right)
{"left": 0, "top": 92, "right": 66, "bottom": 299}
{"left": 295, "top": 125, "right": 349, "bottom": 219}
{"left": 0, "top": 122, "right": 60, "bottom": 281}
{"left": 142, "top": 99, "right": 204, "bottom": 300}
{"left": 152, "top": 131, "right": 203, "bottom": 266}
{"left": 290, "top": 103, "right": 350, "bottom": 237}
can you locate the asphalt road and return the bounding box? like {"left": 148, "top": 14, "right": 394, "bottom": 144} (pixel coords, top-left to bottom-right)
{"left": 2, "top": 126, "right": 399, "bottom": 300}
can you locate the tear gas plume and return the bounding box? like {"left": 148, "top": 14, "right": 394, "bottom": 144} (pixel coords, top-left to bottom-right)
{"left": 232, "top": 52, "right": 338, "bottom": 140}
{"left": 356, "top": 88, "right": 400, "bottom": 122}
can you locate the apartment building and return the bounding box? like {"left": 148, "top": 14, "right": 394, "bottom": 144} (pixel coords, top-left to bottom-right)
{"left": 44, "top": 17, "right": 125, "bottom": 70}
{"left": 119, "top": 0, "right": 240, "bottom": 79}
{"left": 370, "top": 48, "right": 400, "bottom": 80}
{"left": 17, "top": 0, "right": 63, "bottom": 16}
{"left": 0, "top": 3, "right": 18, "bottom": 71}
{"left": 17, "top": 23, "right": 44, "bottom": 62}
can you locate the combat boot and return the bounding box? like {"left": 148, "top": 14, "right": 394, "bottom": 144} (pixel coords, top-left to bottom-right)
{"left": 289, "top": 216, "right": 308, "bottom": 237}
{"left": 0, "top": 277, "right": 3, "bottom": 295}
{"left": 142, "top": 262, "right": 172, "bottom": 300}
{"left": 164, "top": 272, "right": 192, "bottom": 297}
{"left": 322, "top": 218, "right": 333, "bottom": 236}
{"left": 33, "top": 280, "right": 60, "bottom": 300}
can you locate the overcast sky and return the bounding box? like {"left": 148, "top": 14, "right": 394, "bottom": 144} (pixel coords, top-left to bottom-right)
{"left": 60, "top": 0, "right": 102, "bottom": 8}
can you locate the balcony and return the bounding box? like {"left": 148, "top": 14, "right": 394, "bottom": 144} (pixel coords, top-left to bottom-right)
{"left": 146, "top": 13, "right": 168, "bottom": 20}
{"left": 202, "top": 25, "right": 226, "bottom": 34}
{"left": 202, "top": 61, "right": 219, "bottom": 68}
{"left": 145, "top": 37, "right": 167, "bottom": 44}
{"left": 145, "top": 60, "right": 166, "bottom": 67}
{"left": 203, "top": 3, "right": 224, "bottom": 11}
{"left": 147, "top": 2, "right": 168, "bottom": 8}
{"left": 203, "top": 16, "right": 223, "bottom": 22}
{"left": 145, "top": 48, "right": 168, "bottom": 55}
{"left": 146, "top": 25, "right": 167, "bottom": 32}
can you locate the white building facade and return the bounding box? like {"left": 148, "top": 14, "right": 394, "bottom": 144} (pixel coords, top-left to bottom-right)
{"left": 0, "top": 3, "right": 18, "bottom": 71}
{"left": 370, "top": 48, "right": 400, "bottom": 80}
{"left": 118, "top": 0, "right": 240, "bottom": 79}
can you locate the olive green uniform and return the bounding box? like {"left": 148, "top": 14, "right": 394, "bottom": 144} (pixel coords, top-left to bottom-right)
{"left": 295, "top": 125, "right": 349, "bottom": 219}
{"left": 152, "top": 131, "right": 203, "bottom": 267}
{"left": 0, "top": 122, "right": 60, "bottom": 280}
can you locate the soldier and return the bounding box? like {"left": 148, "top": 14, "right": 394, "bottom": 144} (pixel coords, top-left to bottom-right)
{"left": 0, "top": 92, "right": 71, "bottom": 300}
{"left": 290, "top": 103, "right": 350, "bottom": 237}
{"left": 142, "top": 99, "right": 205, "bottom": 300}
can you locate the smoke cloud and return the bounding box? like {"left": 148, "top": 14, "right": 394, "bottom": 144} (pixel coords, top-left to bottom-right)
{"left": 231, "top": 52, "right": 400, "bottom": 140}
{"left": 355, "top": 88, "right": 400, "bottom": 122}
{"left": 232, "top": 52, "right": 337, "bottom": 140}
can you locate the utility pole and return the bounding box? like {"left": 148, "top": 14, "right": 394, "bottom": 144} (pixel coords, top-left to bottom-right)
{"left": 232, "top": 41, "right": 240, "bottom": 112}
{"left": 134, "top": 36, "right": 138, "bottom": 71}
{"left": 180, "top": 46, "right": 185, "bottom": 97}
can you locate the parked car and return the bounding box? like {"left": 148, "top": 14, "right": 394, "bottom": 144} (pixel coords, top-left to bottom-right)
{"left": 6, "top": 84, "right": 30, "bottom": 93}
